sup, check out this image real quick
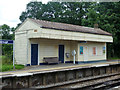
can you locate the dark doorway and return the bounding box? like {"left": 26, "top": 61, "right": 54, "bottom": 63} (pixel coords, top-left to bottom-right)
{"left": 31, "top": 44, "right": 38, "bottom": 65}
{"left": 59, "top": 45, "right": 64, "bottom": 63}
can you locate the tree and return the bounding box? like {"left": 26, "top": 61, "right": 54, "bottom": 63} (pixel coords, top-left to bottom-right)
{"left": 81, "top": 4, "right": 100, "bottom": 27}
{"left": 0, "top": 24, "right": 15, "bottom": 40}
{"left": 97, "top": 2, "right": 120, "bottom": 58}
{"left": 19, "top": 2, "right": 93, "bottom": 25}
{"left": 0, "top": 24, "right": 15, "bottom": 60}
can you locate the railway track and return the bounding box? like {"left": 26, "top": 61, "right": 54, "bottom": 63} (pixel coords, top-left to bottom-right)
{"left": 34, "top": 73, "right": 120, "bottom": 90}
{"left": 75, "top": 76, "right": 120, "bottom": 90}
{"left": 54, "top": 73, "right": 120, "bottom": 90}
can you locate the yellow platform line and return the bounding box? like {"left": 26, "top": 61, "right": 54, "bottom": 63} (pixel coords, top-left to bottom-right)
{"left": 1, "top": 61, "right": 119, "bottom": 76}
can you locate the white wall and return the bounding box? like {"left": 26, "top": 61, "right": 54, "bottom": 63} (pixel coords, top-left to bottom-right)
{"left": 28, "top": 28, "right": 113, "bottom": 43}
{"left": 29, "top": 39, "right": 72, "bottom": 64}
{"left": 15, "top": 36, "right": 107, "bottom": 65}
{"left": 15, "top": 32, "right": 28, "bottom": 65}
{"left": 16, "top": 18, "right": 39, "bottom": 32}
{"left": 78, "top": 42, "right": 106, "bottom": 62}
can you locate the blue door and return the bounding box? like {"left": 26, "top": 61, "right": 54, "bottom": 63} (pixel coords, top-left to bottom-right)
{"left": 59, "top": 45, "right": 64, "bottom": 63}
{"left": 31, "top": 44, "right": 38, "bottom": 65}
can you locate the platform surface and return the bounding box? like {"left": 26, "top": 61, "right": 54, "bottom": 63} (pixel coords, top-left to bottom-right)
{"left": 1, "top": 60, "right": 120, "bottom": 77}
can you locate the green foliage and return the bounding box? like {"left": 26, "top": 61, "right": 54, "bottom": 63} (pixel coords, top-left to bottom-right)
{"left": 1, "top": 64, "right": 24, "bottom": 72}
{"left": 0, "top": 56, "right": 24, "bottom": 72}
{"left": 97, "top": 2, "right": 120, "bottom": 58}
{"left": 2, "top": 55, "right": 12, "bottom": 65}
{"left": 2, "top": 44, "right": 13, "bottom": 60}
{"left": 1, "top": 65, "right": 13, "bottom": 72}
{"left": 19, "top": 2, "right": 92, "bottom": 25}
{"left": 108, "top": 57, "right": 120, "bottom": 60}
{"left": 0, "top": 24, "right": 15, "bottom": 63}
{"left": 0, "top": 24, "right": 15, "bottom": 40}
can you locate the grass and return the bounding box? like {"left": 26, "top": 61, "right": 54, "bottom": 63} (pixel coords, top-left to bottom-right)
{"left": 108, "top": 57, "right": 120, "bottom": 60}
{"left": 0, "top": 55, "right": 25, "bottom": 72}
{"left": 1, "top": 64, "right": 24, "bottom": 72}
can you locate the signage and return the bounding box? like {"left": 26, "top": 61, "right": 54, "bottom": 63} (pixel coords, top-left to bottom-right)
{"left": 79, "top": 41, "right": 87, "bottom": 43}
{"left": 0, "top": 40, "right": 13, "bottom": 44}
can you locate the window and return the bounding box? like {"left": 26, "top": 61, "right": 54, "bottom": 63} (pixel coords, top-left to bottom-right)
{"left": 80, "top": 46, "right": 83, "bottom": 55}
{"left": 103, "top": 47, "right": 105, "bottom": 54}
{"left": 93, "top": 47, "right": 96, "bottom": 55}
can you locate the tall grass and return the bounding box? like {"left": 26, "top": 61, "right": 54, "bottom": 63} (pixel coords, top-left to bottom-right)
{"left": 2, "top": 55, "right": 12, "bottom": 65}
{"left": 0, "top": 56, "right": 24, "bottom": 72}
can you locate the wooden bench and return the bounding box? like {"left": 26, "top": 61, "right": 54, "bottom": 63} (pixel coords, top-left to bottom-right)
{"left": 43, "top": 57, "right": 60, "bottom": 64}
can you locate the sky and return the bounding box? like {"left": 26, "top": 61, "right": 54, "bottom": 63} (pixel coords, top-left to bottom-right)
{"left": 0, "top": 0, "right": 50, "bottom": 28}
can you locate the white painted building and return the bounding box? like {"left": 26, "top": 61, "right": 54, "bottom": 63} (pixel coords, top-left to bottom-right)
{"left": 15, "top": 18, "right": 113, "bottom": 66}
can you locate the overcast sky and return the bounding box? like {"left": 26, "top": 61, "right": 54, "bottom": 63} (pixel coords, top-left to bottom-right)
{"left": 0, "top": 0, "right": 50, "bottom": 28}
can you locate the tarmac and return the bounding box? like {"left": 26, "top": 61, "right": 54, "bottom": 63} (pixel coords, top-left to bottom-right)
{"left": 0, "top": 60, "right": 120, "bottom": 76}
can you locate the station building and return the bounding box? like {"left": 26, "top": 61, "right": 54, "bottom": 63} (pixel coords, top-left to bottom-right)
{"left": 15, "top": 18, "right": 113, "bottom": 66}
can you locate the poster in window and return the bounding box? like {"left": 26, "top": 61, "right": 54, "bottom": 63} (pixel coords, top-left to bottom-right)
{"left": 80, "top": 46, "right": 83, "bottom": 55}
{"left": 93, "top": 47, "right": 96, "bottom": 55}
{"left": 103, "top": 47, "right": 105, "bottom": 53}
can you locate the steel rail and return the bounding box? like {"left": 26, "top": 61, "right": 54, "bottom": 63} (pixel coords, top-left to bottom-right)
{"left": 30, "top": 73, "right": 120, "bottom": 89}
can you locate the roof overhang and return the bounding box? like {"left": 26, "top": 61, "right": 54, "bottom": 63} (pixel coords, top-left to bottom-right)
{"left": 26, "top": 28, "right": 113, "bottom": 43}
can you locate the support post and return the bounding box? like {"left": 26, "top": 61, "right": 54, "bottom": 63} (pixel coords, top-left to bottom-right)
{"left": 72, "top": 50, "right": 76, "bottom": 64}
{"left": 13, "top": 40, "right": 15, "bottom": 69}
{"left": 74, "top": 55, "right": 75, "bottom": 64}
